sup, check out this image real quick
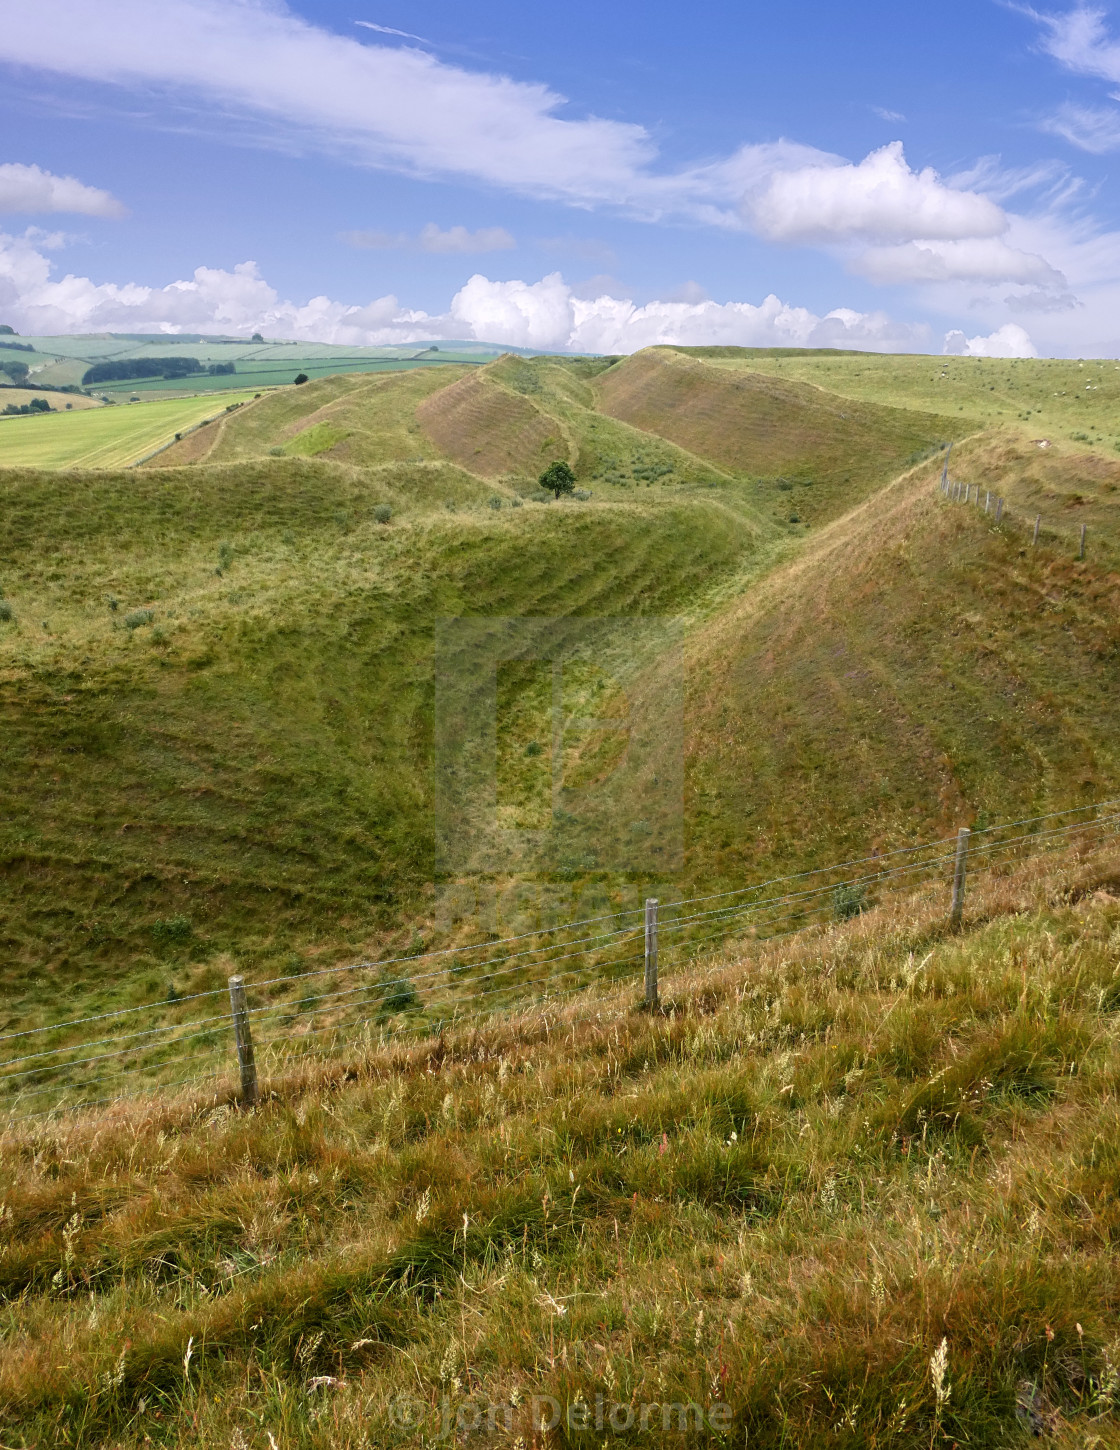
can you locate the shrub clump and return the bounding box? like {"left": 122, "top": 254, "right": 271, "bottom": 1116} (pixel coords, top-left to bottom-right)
{"left": 377, "top": 974, "right": 420, "bottom": 1019}
{"left": 151, "top": 915, "right": 192, "bottom": 947}
{"left": 373, "top": 504, "right": 393, "bottom": 524}
{"left": 832, "top": 882, "right": 867, "bottom": 921}
{"left": 124, "top": 608, "right": 155, "bottom": 631}
{"left": 0, "top": 600, "right": 12, "bottom": 623}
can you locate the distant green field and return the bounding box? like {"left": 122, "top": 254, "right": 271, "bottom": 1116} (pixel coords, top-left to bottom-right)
{"left": 11, "top": 333, "right": 534, "bottom": 396}
{"left": 0, "top": 390, "right": 260, "bottom": 468}
{"left": 99, "top": 356, "right": 482, "bottom": 397}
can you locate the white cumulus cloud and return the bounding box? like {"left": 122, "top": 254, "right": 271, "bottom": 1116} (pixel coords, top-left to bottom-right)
{"left": 745, "top": 142, "right": 1005, "bottom": 245}
{"left": 0, "top": 230, "right": 933, "bottom": 353}
{"left": 0, "top": 162, "right": 124, "bottom": 217}
{"left": 853, "top": 236, "right": 1066, "bottom": 287}
{"left": 447, "top": 272, "right": 929, "bottom": 353}
{"left": 943, "top": 324, "right": 1037, "bottom": 358}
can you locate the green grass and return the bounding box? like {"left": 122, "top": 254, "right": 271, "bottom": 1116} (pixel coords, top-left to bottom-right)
{"left": 2, "top": 351, "right": 1120, "bottom": 1045}
{"left": 4, "top": 345, "right": 1120, "bottom": 1446}
{"left": 1, "top": 844, "right": 1119, "bottom": 1447}
{"left": 695, "top": 347, "right": 1120, "bottom": 445}
{"left": 0, "top": 390, "right": 262, "bottom": 468}
{"left": 0, "top": 454, "right": 762, "bottom": 1043}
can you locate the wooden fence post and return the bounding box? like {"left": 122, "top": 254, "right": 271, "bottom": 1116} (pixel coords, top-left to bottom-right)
{"left": 1033, "top": 514, "right": 1041, "bottom": 546}
{"left": 949, "top": 828, "right": 970, "bottom": 931}
{"left": 1080, "top": 524, "right": 1087, "bottom": 560}
{"left": 644, "top": 898, "right": 659, "bottom": 1010}
{"left": 985, "top": 490, "right": 991, "bottom": 513}
{"left": 995, "top": 498, "right": 1004, "bottom": 524}
{"left": 228, "top": 975, "right": 259, "bottom": 1106}
{"left": 941, "top": 443, "right": 952, "bottom": 491}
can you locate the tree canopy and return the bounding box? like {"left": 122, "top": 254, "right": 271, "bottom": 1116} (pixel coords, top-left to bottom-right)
{"left": 539, "top": 459, "right": 576, "bottom": 499}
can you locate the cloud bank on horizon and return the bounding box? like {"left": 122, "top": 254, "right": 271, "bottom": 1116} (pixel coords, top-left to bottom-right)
{"left": 0, "top": 229, "right": 1036, "bottom": 357}
{"left": 0, "top": 1, "right": 1118, "bottom": 356}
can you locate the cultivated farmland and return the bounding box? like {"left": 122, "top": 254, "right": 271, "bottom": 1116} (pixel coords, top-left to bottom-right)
{"left": 0, "top": 389, "right": 261, "bottom": 468}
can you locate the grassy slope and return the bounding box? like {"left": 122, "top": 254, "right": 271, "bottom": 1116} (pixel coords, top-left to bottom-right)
{"left": 692, "top": 347, "right": 1120, "bottom": 447}
{"left": 679, "top": 436, "right": 1120, "bottom": 894}
{"left": 0, "top": 390, "right": 261, "bottom": 468}
{"left": 596, "top": 347, "right": 956, "bottom": 526}
{"left": 153, "top": 366, "right": 472, "bottom": 469}
{"left": 0, "top": 454, "right": 759, "bottom": 1037}
{"left": 4, "top": 351, "right": 1120, "bottom": 1037}
{"left": 2, "top": 845, "right": 1120, "bottom": 1447}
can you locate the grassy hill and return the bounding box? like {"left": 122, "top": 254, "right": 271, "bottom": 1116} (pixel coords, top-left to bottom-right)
{"left": 3, "top": 342, "right": 1120, "bottom": 1444}
{"left": 2, "top": 841, "right": 1120, "bottom": 1447}
{"left": 5, "top": 333, "right": 544, "bottom": 398}
{"left": 4, "top": 348, "right": 1120, "bottom": 1047}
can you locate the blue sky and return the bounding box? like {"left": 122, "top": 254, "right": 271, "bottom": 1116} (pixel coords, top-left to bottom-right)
{"left": 2, "top": 1, "right": 1120, "bottom": 355}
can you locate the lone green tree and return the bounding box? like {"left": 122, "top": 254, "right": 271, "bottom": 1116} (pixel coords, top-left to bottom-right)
{"left": 539, "top": 459, "right": 576, "bottom": 499}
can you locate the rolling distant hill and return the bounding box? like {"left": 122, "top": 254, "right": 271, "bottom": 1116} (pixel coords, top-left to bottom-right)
{"left": 3, "top": 343, "right": 1118, "bottom": 1024}
{"left": 0, "top": 331, "right": 550, "bottom": 397}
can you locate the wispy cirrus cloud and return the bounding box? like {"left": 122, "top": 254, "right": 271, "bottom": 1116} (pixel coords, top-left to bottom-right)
{"left": 1022, "top": 5, "right": 1120, "bottom": 150}
{"left": 1040, "top": 100, "right": 1120, "bottom": 151}
{"left": 0, "top": 1, "right": 1092, "bottom": 326}
{"left": 340, "top": 222, "right": 515, "bottom": 253}
{"left": 354, "top": 20, "right": 430, "bottom": 45}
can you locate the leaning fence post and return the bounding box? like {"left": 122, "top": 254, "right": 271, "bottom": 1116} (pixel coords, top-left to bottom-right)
{"left": 1033, "top": 514, "right": 1041, "bottom": 546}
{"left": 228, "top": 975, "right": 259, "bottom": 1105}
{"left": 1079, "top": 523, "right": 1087, "bottom": 560}
{"left": 644, "top": 898, "right": 659, "bottom": 1009}
{"left": 949, "top": 828, "right": 970, "bottom": 931}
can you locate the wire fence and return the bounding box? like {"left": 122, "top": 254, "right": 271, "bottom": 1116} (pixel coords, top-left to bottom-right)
{"left": 3, "top": 797, "right": 1119, "bottom": 1122}
{"left": 939, "top": 456, "right": 1097, "bottom": 559}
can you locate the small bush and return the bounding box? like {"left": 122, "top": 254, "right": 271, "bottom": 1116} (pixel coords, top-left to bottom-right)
{"left": 488, "top": 496, "right": 503, "bottom": 510}
{"left": 373, "top": 504, "right": 393, "bottom": 524}
{"left": 511, "top": 498, "right": 523, "bottom": 508}
{"left": 377, "top": 974, "right": 420, "bottom": 1018}
{"left": 268, "top": 446, "right": 285, "bottom": 457}
{"left": 525, "top": 740, "right": 543, "bottom": 757}
{"left": 0, "top": 601, "right": 12, "bottom": 623}
{"left": 124, "top": 608, "right": 154, "bottom": 631}
{"left": 832, "top": 883, "right": 867, "bottom": 921}
{"left": 152, "top": 915, "right": 192, "bottom": 947}
{"left": 294, "top": 373, "right": 309, "bottom": 385}
{"left": 217, "top": 542, "right": 234, "bottom": 570}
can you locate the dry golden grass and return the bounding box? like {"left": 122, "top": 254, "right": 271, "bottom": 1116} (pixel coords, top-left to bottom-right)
{"left": 2, "top": 840, "right": 1120, "bottom": 1447}
{"left": 416, "top": 368, "right": 574, "bottom": 478}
